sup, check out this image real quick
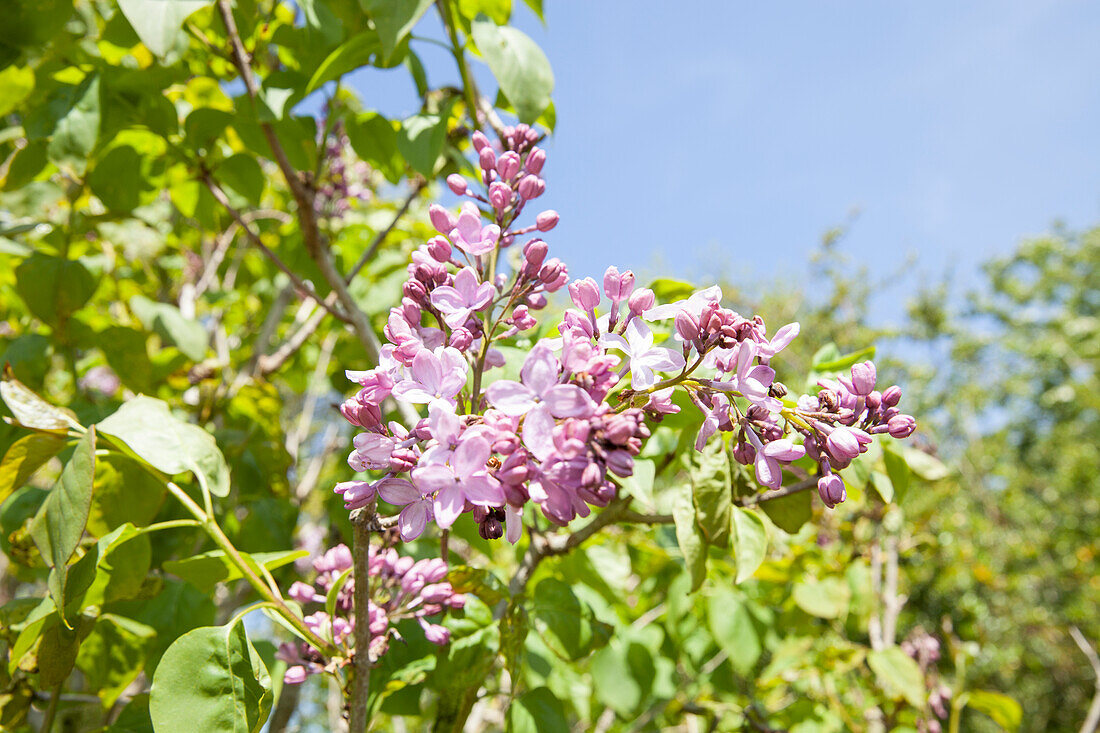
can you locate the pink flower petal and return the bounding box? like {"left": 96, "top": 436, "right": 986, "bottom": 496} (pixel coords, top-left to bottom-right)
{"left": 544, "top": 384, "right": 596, "bottom": 418}
{"left": 433, "top": 484, "right": 464, "bottom": 529}
{"left": 485, "top": 380, "right": 538, "bottom": 416}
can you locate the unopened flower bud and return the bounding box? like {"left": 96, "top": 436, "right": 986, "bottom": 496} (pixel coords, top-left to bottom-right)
{"left": 518, "top": 174, "right": 544, "bottom": 199}
{"left": 478, "top": 517, "right": 504, "bottom": 540}
{"left": 732, "top": 441, "right": 755, "bottom": 465}
{"left": 525, "top": 147, "right": 546, "bottom": 174}
{"left": 866, "top": 390, "right": 882, "bottom": 411}
{"left": 489, "top": 182, "right": 512, "bottom": 211}
{"left": 603, "top": 265, "right": 623, "bottom": 300}
{"left": 497, "top": 151, "right": 521, "bottom": 180}
{"left": 479, "top": 146, "right": 496, "bottom": 171}
{"left": 511, "top": 305, "right": 537, "bottom": 331}
{"left": 850, "top": 360, "right": 877, "bottom": 396}
{"left": 427, "top": 236, "right": 452, "bottom": 263}
{"left": 471, "top": 130, "right": 490, "bottom": 152}
{"left": 446, "top": 174, "right": 468, "bottom": 195}
{"left": 568, "top": 277, "right": 601, "bottom": 311}
{"left": 284, "top": 666, "right": 308, "bottom": 685}
{"left": 428, "top": 204, "right": 456, "bottom": 234}
{"left": 826, "top": 426, "right": 862, "bottom": 464}
{"left": 675, "top": 311, "right": 700, "bottom": 341}
{"left": 535, "top": 210, "right": 559, "bottom": 232}
{"left": 818, "top": 473, "right": 846, "bottom": 508}
{"left": 523, "top": 239, "right": 548, "bottom": 270}
{"left": 420, "top": 620, "right": 451, "bottom": 645}
{"left": 881, "top": 385, "right": 902, "bottom": 407}
{"left": 628, "top": 288, "right": 655, "bottom": 315}
{"left": 449, "top": 327, "right": 474, "bottom": 351}
{"left": 887, "top": 414, "right": 916, "bottom": 438}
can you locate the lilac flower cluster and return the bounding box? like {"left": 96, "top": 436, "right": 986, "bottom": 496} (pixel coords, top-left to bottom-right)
{"left": 315, "top": 119, "right": 373, "bottom": 218}
{"left": 334, "top": 126, "right": 917, "bottom": 543}
{"left": 902, "top": 630, "right": 952, "bottom": 733}
{"left": 278, "top": 544, "right": 463, "bottom": 684}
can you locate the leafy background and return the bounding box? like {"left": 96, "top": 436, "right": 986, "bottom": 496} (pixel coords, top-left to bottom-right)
{"left": 0, "top": 1, "right": 1095, "bottom": 732}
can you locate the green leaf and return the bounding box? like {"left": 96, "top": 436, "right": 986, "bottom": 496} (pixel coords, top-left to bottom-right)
{"left": 130, "top": 295, "right": 208, "bottom": 361}
{"left": 447, "top": 565, "right": 507, "bottom": 605}
{"left": 0, "top": 433, "right": 66, "bottom": 504}
{"left": 397, "top": 113, "right": 447, "bottom": 177}
{"left": 759, "top": 487, "right": 813, "bottom": 534}
{"left": 507, "top": 686, "right": 568, "bottom": 733}
{"left": 30, "top": 428, "right": 95, "bottom": 571}
{"left": 792, "top": 577, "right": 851, "bottom": 619}
{"left": 590, "top": 639, "right": 655, "bottom": 717}
{"left": 87, "top": 453, "right": 167, "bottom": 536}
{"left": 215, "top": 153, "right": 265, "bottom": 206}
{"left": 117, "top": 0, "right": 212, "bottom": 57}
{"left": 867, "top": 646, "right": 926, "bottom": 707}
{"left": 45, "top": 74, "right": 102, "bottom": 173}
{"left": 149, "top": 619, "right": 273, "bottom": 733}
{"left": 882, "top": 442, "right": 911, "bottom": 503}
{"left": 0, "top": 65, "right": 34, "bottom": 117}
{"left": 0, "top": 0, "right": 73, "bottom": 47}
{"left": 730, "top": 507, "right": 768, "bottom": 584}
{"left": 707, "top": 588, "right": 761, "bottom": 674}
{"left": 529, "top": 578, "right": 612, "bottom": 661}
{"left": 813, "top": 346, "right": 876, "bottom": 373}
{"left": 162, "top": 549, "right": 307, "bottom": 592}
{"left": 620, "top": 457, "right": 656, "bottom": 509}
{"left": 458, "top": 0, "right": 511, "bottom": 25}
{"left": 98, "top": 396, "right": 230, "bottom": 497}
{"left": 671, "top": 483, "right": 707, "bottom": 591}
{"left": 346, "top": 112, "right": 403, "bottom": 183}
{"left": 902, "top": 447, "right": 950, "bottom": 481}
{"left": 306, "top": 31, "right": 383, "bottom": 94}
{"left": 870, "top": 470, "right": 894, "bottom": 503}
{"left": 471, "top": 18, "right": 554, "bottom": 122}
{"left": 691, "top": 437, "right": 731, "bottom": 546}
{"left": 360, "top": 0, "right": 432, "bottom": 61}
{"left": 38, "top": 616, "right": 91, "bottom": 687}
{"left": 0, "top": 368, "right": 81, "bottom": 432}
{"left": 14, "top": 254, "right": 99, "bottom": 328}
{"left": 964, "top": 690, "right": 1023, "bottom": 731}
{"left": 648, "top": 278, "right": 695, "bottom": 303}
{"left": 76, "top": 614, "right": 155, "bottom": 707}
{"left": 88, "top": 145, "right": 153, "bottom": 212}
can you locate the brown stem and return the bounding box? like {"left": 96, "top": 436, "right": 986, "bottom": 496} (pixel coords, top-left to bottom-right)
{"left": 349, "top": 507, "right": 375, "bottom": 733}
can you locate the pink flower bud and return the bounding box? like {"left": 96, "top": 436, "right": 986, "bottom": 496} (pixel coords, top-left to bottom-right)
{"left": 471, "top": 130, "right": 490, "bottom": 152}
{"left": 518, "top": 174, "right": 543, "bottom": 199}
{"left": 539, "top": 258, "right": 568, "bottom": 292}
{"left": 449, "top": 328, "right": 474, "bottom": 351}
{"left": 850, "top": 360, "right": 877, "bottom": 396}
{"left": 568, "top": 277, "right": 601, "bottom": 311}
{"left": 536, "top": 210, "right": 559, "bottom": 232}
{"left": 420, "top": 583, "right": 454, "bottom": 604}
{"left": 523, "top": 239, "right": 548, "bottom": 270}
{"left": 489, "top": 182, "right": 513, "bottom": 211}
{"left": 289, "top": 581, "right": 317, "bottom": 604}
{"left": 284, "top": 666, "right": 308, "bottom": 685}
{"left": 525, "top": 147, "right": 546, "bottom": 174}
{"left": 732, "top": 440, "right": 755, "bottom": 465}
{"left": 428, "top": 204, "right": 456, "bottom": 235}
{"left": 887, "top": 414, "right": 916, "bottom": 438}
{"left": 446, "top": 174, "right": 468, "bottom": 195}
{"left": 427, "top": 236, "right": 452, "bottom": 263}
{"left": 826, "top": 426, "right": 862, "bottom": 464}
{"left": 511, "top": 305, "right": 537, "bottom": 331}
{"left": 675, "top": 311, "right": 700, "bottom": 341}
{"left": 497, "top": 151, "right": 521, "bottom": 180}
{"left": 603, "top": 266, "right": 623, "bottom": 300}
{"left": 605, "top": 449, "right": 634, "bottom": 477}
{"left": 628, "top": 288, "right": 656, "bottom": 315}
{"left": 479, "top": 146, "right": 497, "bottom": 171}
{"left": 866, "top": 390, "right": 882, "bottom": 411}
{"left": 389, "top": 448, "right": 418, "bottom": 472}
{"left": 881, "top": 385, "right": 902, "bottom": 407}
{"left": 818, "top": 473, "right": 846, "bottom": 508}
{"left": 421, "top": 621, "right": 451, "bottom": 645}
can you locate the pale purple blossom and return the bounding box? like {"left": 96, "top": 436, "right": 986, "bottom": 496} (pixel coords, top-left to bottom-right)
{"left": 599, "top": 318, "right": 686, "bottom": 389}
{"left": 430, "top": 267, "right": 495, "bottom": 328}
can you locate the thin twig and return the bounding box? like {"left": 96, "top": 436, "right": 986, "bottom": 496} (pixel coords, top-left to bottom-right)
{"left": 201, "top": 174, "right": 350, "bottom": 323}
{"left": 345, "top": 181, "right": 426, "bottom": 283}
{"left": 1071, "top": 626, "right": 1100, "bottom": 733}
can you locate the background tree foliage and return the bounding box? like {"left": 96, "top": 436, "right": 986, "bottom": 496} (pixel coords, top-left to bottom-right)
{"left": 0, "top": 0, "right": 1093, "bottom": 731}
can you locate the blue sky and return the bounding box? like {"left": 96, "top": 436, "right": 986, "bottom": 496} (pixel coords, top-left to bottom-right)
{"left": 342, "top": 0, "right": 1100, "bottom": 318}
